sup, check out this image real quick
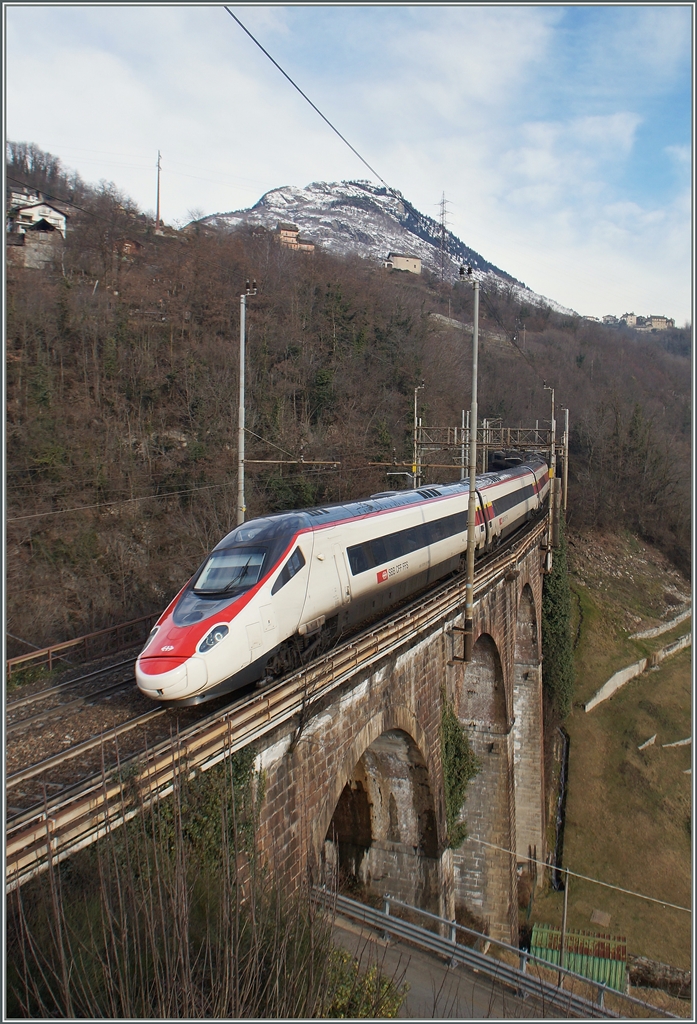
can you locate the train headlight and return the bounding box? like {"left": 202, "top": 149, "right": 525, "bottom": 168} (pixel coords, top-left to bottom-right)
{"left": 198, "top": 624, "right": 229, "bottom": 653}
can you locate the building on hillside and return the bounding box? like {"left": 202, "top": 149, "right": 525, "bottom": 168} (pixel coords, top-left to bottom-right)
{"left": 620, "top": 312, "right": 637, "bottom": 326}
{"left": 384, "top": 252, "right": 421, "bottom": 274}
{"left": 7, "top": 201, "right": 69, "bottom": 238}
{"left": 277, "top": 222, "right": 315, "bottom": 252}
{"left": 602, "top": 314, "right": 618, "bottom": 325}
{"left": 6, "top": 229, "right": 63, "bottom": 270}
{"left": 278, "top": 222, "right": 299, "bottom": 245}
{"left": 119, "top": 237, "right": 145, "bottom": 259}
{"left": 8, "top": 186, "right": 41, "bottom": 209}
{"left": 583, "top": 315, "right": 601, "bottom": 322}
{"left": 647, "top": 315, "right": 674, "bottom": 330}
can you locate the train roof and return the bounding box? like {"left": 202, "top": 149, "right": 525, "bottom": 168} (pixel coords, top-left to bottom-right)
{"left": 212, "top": 456, "right": 548, "bottom": 551}
{"left": 295, "top": 454, "right": 548, "bottom": 525}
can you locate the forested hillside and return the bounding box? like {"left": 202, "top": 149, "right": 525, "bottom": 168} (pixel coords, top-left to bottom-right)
{"left": 6, "top": 147, "right": 691, "bottom": 653}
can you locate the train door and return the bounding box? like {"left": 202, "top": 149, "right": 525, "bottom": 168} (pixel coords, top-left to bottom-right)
{"left": 476, "top": 489, "right": 493, "bottom": 548}
{"left": 333, "top": 543, "right": 352, "bottom": 605}
{"left": 267, "top": 533, "right": 314, "bottom": 643}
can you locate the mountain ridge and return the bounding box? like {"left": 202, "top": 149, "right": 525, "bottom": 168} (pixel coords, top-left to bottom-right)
{"left": 197, "top": 179, "right": 576, "bottom": 316}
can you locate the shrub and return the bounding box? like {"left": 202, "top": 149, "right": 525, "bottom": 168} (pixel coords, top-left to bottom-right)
{"left": 542, "top": 518, "right": 575, "bottom": 718}
{"left": 7, "top": 754, "right": 406, "bottom": 1018}
{"left": 441, "top": 691, "right": 481, "bottom": 848}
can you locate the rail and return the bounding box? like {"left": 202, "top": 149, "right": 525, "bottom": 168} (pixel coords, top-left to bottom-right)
{"left": 6, "top": 614, "right": 158, "bottom": 678}
{"left": 316, "top": 891, "right": 679, "bottom": 1020}
{"left": 6, "top": 518, "right": 547, "bottom": 891}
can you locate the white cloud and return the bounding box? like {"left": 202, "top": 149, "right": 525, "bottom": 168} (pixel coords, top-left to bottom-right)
{"left": 665, "top": 144, "right": 691, "bottom": 166}
{"left": 383, "top": 6, "right": 558, "bottom": 112}
{"left": 4, "top": 5, "right": 691, "bottom": 324}
{"left": 609, "top": 5, "right": 693, "bottom": 86}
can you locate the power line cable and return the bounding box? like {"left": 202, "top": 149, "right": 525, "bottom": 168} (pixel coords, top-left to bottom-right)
{"left": 470, "top": 838, "right": 691, "bottom": 913}
{"left": 7, "top": 174, "right": 101, "bottom": 220}
{"left": 6, "top": 632, "right": 43, "bottom": 650}
{"left": 6, "top": 482, "right": 237, "bottom": 523}
{"left": 8, "top": 448, "right": 345, "bottom": 522}
{"left": 7, "top": 460, "right": 419, "bottom": 523}
{"left": 472, "top": 282, "right": 547, "bottom": 383}
{"left": 244, "top": 428, "right": 296, "bottom": 460}
{"left": 223, "top": 7, "right": 391, "bottom": 190}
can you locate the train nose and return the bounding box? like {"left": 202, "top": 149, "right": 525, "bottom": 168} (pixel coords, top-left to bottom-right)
{"left": 136, "top": 655, "right": 208, "bottom": 701}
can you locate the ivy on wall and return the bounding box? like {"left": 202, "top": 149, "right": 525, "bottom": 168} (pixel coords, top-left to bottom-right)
{"left": 153, "top": 746, "right": 262, "bottom": 865}
{"left": 441, "top": 691, "right": 481, "bottom": 848}
{"left": 542, "top": 517, "right": 575, "bottom": 718}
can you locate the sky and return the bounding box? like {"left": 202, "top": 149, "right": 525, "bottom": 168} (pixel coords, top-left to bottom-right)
{"left": 4, "top": 3, "right": 694, "bottom": 323}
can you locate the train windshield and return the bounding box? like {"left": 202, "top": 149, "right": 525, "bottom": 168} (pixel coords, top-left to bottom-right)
{"left": 194, "top": 547, "right": 266, "bottom": 594}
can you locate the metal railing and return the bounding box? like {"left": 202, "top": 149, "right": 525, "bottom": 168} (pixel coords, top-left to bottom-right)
{"left": 316, "top": 890, "right": 680, "bottom": 1020}
{"left": 6, "top": 614, "right": 158, "bottom": 679}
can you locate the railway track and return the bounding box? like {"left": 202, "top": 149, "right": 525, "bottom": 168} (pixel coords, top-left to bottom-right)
{"left": 6, "top": 516, "right": 548, "bottom": 891}
{"left": 5, "top": 684, "right": 229, "bottom": 821}
{"left": 6, "top": 659, "right": 138, "bottom": 735}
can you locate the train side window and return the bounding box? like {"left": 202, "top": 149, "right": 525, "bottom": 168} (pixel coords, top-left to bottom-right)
{"left": 347, "top": 543, "right": 372, "bottom": 575}
{"left": 271, "top": 547, "right": 306, "bottom": 595}
{"left": 370, "top": 537, "right": 388, "bottom": 566}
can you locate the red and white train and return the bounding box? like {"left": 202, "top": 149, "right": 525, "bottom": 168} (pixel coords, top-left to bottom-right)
{"left": 136, "top": 457, "right": 550, "bottom": 704}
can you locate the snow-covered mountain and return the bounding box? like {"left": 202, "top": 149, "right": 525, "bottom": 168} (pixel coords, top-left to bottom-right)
{"left": 197, "top": 180, "right": 574, "bottom": 315}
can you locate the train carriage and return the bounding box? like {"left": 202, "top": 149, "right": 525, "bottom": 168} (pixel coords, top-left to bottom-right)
{"left": 136, "top": 457, "right": 550, "bottom": 704}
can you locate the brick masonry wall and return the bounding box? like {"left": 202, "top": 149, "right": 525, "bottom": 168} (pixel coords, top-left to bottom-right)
{"left": 513, "top": 585, "right": 545, "bottom": 869}
{"left": 255, "top": 537, "right": 545, "bottom": 944}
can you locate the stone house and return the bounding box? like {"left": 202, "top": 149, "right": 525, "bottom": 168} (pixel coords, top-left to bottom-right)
{"left": 647, "top": 315, "right": 674, "bottom": 330}
{"left": 6, "top": 230, "right": 63, "bottom": 270}
{"left": 277, "top": 222, "right": 315, "bottom": 252}
{"left": 384, "top": 252, "right": 421, "bottom": 274}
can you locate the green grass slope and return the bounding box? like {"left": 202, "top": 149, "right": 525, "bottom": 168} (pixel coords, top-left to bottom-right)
{"left": 533, "top": 530, "right": 691, "bottom": 971}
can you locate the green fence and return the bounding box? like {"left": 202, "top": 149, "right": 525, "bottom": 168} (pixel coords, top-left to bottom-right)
{"left": 531, "top": 922, "right": 627, "bottom": 993}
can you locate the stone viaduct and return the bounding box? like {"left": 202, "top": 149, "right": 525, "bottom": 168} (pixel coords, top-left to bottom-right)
{"left": 254, "top": 528, "right": 547, "bottom": 944}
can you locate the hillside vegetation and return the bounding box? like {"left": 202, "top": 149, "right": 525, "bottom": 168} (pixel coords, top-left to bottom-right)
{"left": 6, "top": 144, "right": 691, "bottom": 654}
{"left": 533, "top": 529, "right": 691, "bottom": 973}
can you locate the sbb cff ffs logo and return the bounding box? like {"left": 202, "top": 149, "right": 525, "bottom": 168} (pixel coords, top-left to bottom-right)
{"left": 377, "top": 561, "right": 409, "bottom": 584}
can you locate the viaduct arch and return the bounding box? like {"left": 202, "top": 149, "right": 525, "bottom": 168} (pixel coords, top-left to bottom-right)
{"left": 255, "top": 532, "right": 546, "bottom": 943}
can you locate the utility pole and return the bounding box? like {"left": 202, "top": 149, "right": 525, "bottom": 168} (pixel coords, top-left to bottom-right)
{"left": 544, "top": 382, "right": 560, "bottom": 547}
{"left": 237, "top": 279, "right": 257, "bottom": 525}
{"left": 413, "top": 382, "right": 425, "bottom": 489}
{"left": 562, "top": 407, "right": 569, "bottom": 514}
{"left": 462, "top": 265, "right": 479, "bottom": 663}
{"left": 439, "top": 192, "right": 448, "bottom": 284}
{"left": 156, "top": 150, "right": 162, "bottom": 231}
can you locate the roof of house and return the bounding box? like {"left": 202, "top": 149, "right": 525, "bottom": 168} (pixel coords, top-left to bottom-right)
{"left": 387, "top": 252, "right": 419, "bottom": 260}
{"left": 277, "top": 222, "right": 299, "bottom": 232}
{"left": 13, "top": 201, "right": 70, "bottom": 218}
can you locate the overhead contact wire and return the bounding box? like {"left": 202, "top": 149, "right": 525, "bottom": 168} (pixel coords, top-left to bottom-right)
{"left": 471, "top": 838, "right": 691, "bottom": 913}
{"left": 223, "top": 7, "right": 391, "bottom": 190}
